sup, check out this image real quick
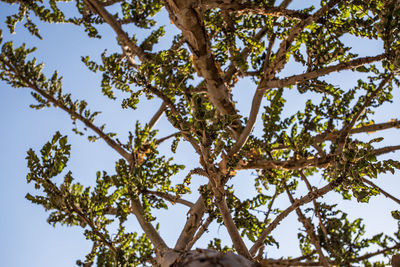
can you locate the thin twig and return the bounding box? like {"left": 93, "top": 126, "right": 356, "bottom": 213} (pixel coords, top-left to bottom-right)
{"left": 299, "top": 171, "right": 329, "bottom": 246}
{"left": 259, "top": 54, "right": 386, "bottom": 90}
{"left": 263, "top": 184, "right": 280, "bottom": 224}
{"left": 284, "top": 184, "right": 330, "bottom": 267}
{"left": 262, "top": 0, "right": 343, "bottom": 79}
{"left": 3, "top": 61, "right": 131, "bottom": 161}
{"left": 336, "top": 76, "right": 391, "bottom": 154}
{"left": 250, "top": 175, "right": 343, "bottom": 255}
{"left": 144, "top": 190, "right": 194, "bottom": 208}
{"left": 83, "top": 0, "right": 148, "bottom": 61}
{"left": 272, "top": 119, "right": 400, "bottom": 151}
{"left": 101, "top": 0, "right": 121, "bottom": 6}
{"left": 155, "top": 132, "right": 180, "bottom": 145}
{"left": 361, "top": 178, "right": 400, "bottom": 205}
{"left": 353, "top": 243, "right": 400, "bottom": 262}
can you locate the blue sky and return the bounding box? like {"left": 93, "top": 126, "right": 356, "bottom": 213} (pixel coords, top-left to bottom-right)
{"left": 0, "top": 1, "right": 399, "bottom": 266}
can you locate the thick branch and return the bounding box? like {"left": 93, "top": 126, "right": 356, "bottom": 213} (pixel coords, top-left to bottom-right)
{"left": 259, "top": 250, "right": 317, "bottom": 266}
{"left": 130, "top": 199, "right": 170, "bottom": 253}
{"left": 261, "top": 260, "right": 332, "bottom": 266}
{"left": 147, "top": 102, "right": 166, "bottom": 130}
{"left": 239, "top": 144, "right": 400, "bottom": 171}
{"left": 238, "top": 154, "right": 335, "bottom": 171}
{"left": 214, "top": 192, "right": 251, "bottom": 258}
{"left": 102, "top": 0, "right": 121, "bottom": 6}
{"left": 373, "top": 145, "right": 400, "bottom": 156}
{"left": 185, "top": 216, "right": 213, "bottom": 251}
{"left": 229, "top": 89, "right": 264, "bottom": 156}
{"left": 350, "top": 120, "right": 400, "bottom": 134}
{"left": 164, "top": 0, "right": 240, "bottom": 133}
{"left": 174, "top": 196, "right": 206, "bottom": 250}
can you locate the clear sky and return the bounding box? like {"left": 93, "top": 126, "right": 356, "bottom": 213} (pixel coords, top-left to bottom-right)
{"left": 0, "top": 1, "right": 399, "bottom": 266}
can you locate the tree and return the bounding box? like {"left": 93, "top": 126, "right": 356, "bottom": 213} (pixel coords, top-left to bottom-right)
{"left": 1, "top": 0, "right": 400, "bottom": 266}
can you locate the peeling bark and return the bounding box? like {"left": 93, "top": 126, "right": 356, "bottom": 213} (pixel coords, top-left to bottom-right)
{"left": 171, "top": 249, "right": 256, "bottom": 267}
{"left": 164, "top": 0, "right": 240, "bottom": 132}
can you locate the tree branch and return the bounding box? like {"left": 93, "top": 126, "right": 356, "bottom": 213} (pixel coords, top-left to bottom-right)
{"left": 250, "top": 176, "right": 342, "bottom": 255}
{"left": 143, "top": 190, "right": 194, "bottom": 208}
{"left": 272, "top": 119, "right": 400, "bottom": 151}
{"left": 238, "top": 154, "right": 335, "bottom": 171}
{"left": 145, "top": 84, "right": 202, "bottom": 155}
{"left": 260, "top": 54, "right": 386, "bottom": 90}
{"left": 101, "top": 0, "right": 121, "bottom": 6}
{"left": 164, "top": 0, "right": 241, "bottom": 135}
{"left": 83, "top": 0, "right": 148, "bottom": 61}
{"left": 229, "top": 0, "right": 345, "bottom": 157}
{"left": 130, "top": 199, "right": 170, "bottom": 253}
{"left": 44, "top": 179, "right": 118, "bottom": 255}
{"left": 336, "top": 76, "right": 391, "bottom": 154}
{"left": 352, "top": 243, "right": 400, "bottom": 262}
{"left": 174, "top": 196, "right": 207, "bottom": 250}
{"left": 147, "top": 102, "right": 166, "bottom": 130}
{"left": 213, "top": 191, "right": 251, "bottom": 258}
{"left": 155, "top": 132, "right": 180, "bottom": 146}
{"left": 285, "top": 184, "right": 330, "bottom": 267}
{"left": 185, "top": 215, "right": 213, "bottom": 251}
{"left": 202, "top": 2, "right": 314, "bottom": 21}
{"left": 261, "top": 0, "right": 342, "bottom": 80}
{"left": 361, "top": 178, "right": 400, "bottom": 205}
{"left": 228, "top": 88, "right": 264, "bottom": 156}
{"left": 299, "top": 171, "right": 330, "bottom": 246}
{"left": 373, "top": 145, "right": 400, "bottom": 156}
{"left": 259, "top": 250, "right": 317, "bottom": 266}
{"left": 222, "top": 0, "right": 295, "bottom": 84}
{"left": 238, "top": 144, "right": 400, "bottom": 171}
{"left": 3, "top": 62, "right": 132, "bottom": 161}
{"left": 69, "top": 203, "right": 118, "bottom": 254}
{"left": 262, "top": 183, "right": 280, "bottom": 225}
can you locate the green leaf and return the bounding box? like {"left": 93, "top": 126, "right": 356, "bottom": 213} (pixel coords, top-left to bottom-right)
{"left": 392, "top": 210, "right": 400, "bottom": 220}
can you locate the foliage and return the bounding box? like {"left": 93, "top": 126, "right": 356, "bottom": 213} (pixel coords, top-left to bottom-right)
{"left": 1, "top": 0, "right": 400, "bottom": 266}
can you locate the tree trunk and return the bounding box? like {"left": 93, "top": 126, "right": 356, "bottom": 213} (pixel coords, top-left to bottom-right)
{"left": 159, "top": 249, "right": 256, "bottom": 267}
